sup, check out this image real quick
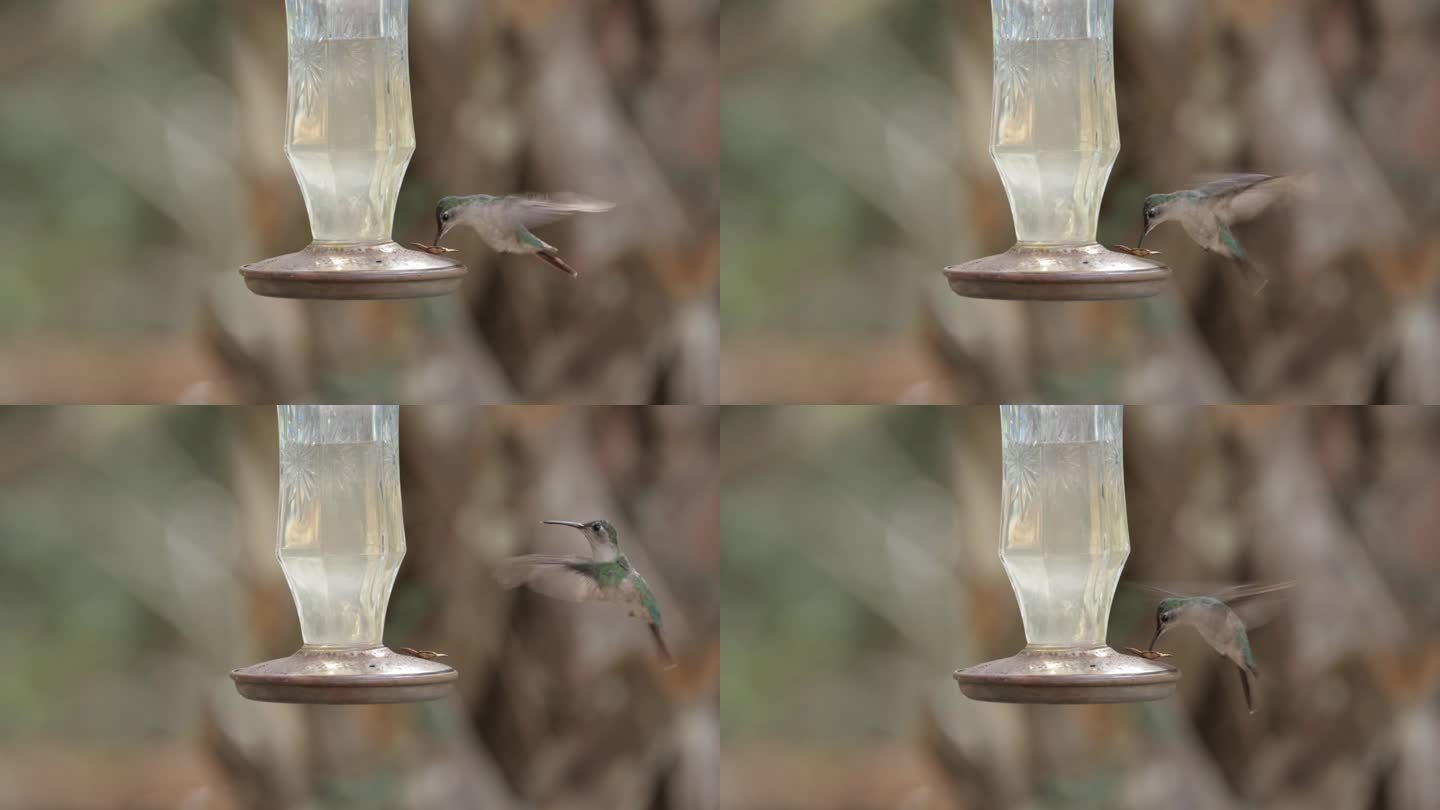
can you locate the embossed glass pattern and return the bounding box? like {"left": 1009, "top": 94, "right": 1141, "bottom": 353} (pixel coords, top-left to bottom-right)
{"left": 285, "top": 0, "right": 414, "bottom": 243}
{"left": 990, "top": 0, "right": 1117, "bottom": 244}
{"left": 999, "top": 405, "right": 1128, "bottom": 646}
{"left": 276, "top": 405, "right": 406, "bottom": 647}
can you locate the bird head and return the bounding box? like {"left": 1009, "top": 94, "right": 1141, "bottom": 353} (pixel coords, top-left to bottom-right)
{"left": 543, "top": 518, "right": 620, "bottom": 560}
{"left": 1149, "top": 597, "right": 1187, "bottom": 650}
{"left": 1138, "top": 193, "right": 1179, "bottom": 248}
{"left": 434, "top": 196, "right": 466, "bottom": 246}
{"left": 434, "top": 195, "right": 496, "bottom": 246}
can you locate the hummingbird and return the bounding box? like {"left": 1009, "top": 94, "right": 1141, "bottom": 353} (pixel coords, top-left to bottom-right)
{"left": 1145, "top": 581, "right": 1294, "bottom": 714}
{"left": 496, "top": 519, "right": 674, "bottom": 668}
{"left": 433, "top": 193, "right": 614, "bottom": 277}
{"left": 1138, "top": 174, "right": 1311, "bottom": 294}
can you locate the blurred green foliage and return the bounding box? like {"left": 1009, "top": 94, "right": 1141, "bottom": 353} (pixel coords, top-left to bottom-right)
{"left": 721, "top": 406, "right": 964, "bottom": 742}
{"left": 721, "top": 2, "right": 957, "bottom": 338}
{"left": 0, "top": 3, "right": 237, "bottom": 335}
{"left": 0, "top": 407, "right": 229, "bottom": 740}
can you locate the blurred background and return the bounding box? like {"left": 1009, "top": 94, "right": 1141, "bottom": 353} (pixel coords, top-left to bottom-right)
{"left": 721, "top": 0, "right": 1440, "bottom": 403}
{"left": 722, "top": 406, "right": 1440, "bottom": 809}
{"left": 0, "top": 1, "right": 718, "bottom": 404}
{"left": 0, "top": 405, "right": 719, "bottom": 809}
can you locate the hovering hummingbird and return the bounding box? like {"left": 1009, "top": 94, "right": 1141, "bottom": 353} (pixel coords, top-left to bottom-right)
{"left": 1145, "top": 581, "right": 1295, "bottom": 714}
{"left": 1139, "top": 174, "right": 1311, "bottom": 294}
{"left": 496, "top": 519, "right": 673, "bottom": 668}
{"left": 433, "top": 193, "right": 614, "bottom": 277}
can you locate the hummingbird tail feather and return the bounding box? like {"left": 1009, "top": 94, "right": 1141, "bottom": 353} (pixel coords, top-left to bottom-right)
{"left": 1239, "top": 668, "right": 1256, "bottom": 714}
{"left": 535, "top": 251, "right": 579, "bottom": 278}
{"left": 1235, "top": 257, "right": 1269, "bottom": 295}
{"left": 650, "top": 624, "right": 676, "bottom": 669}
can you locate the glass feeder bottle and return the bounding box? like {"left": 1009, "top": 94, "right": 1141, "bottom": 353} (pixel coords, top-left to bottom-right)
{"left": 277, "top": 404, "right": 405, "bottom": 647}
{"left": 954, "top": 405, "right": 1178, "bottom": 704}
{"left": 239, "top": 0, "right": 465, "bottom": 300}
{"left": 999, "top": 404, "right": 1127, "bottom": 646}
{"left": 231, "top": 405, "right": 456, "bottom": 704}
{"left": 945, "top": 0, "right": 1169, "bottom": 300}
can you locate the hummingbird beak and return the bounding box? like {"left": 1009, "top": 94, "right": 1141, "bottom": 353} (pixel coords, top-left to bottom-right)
{"left": 542, "top": 520, "right": 587, "bottom": 529}
{"left": 1148, "top": 625, "right": 1163, "bottom": 651}
{"left": 433, "top": 220, "right": 446, "bottom": 248}
{"left": 1137, "top": 217, "right": 1148, "bottom": 249}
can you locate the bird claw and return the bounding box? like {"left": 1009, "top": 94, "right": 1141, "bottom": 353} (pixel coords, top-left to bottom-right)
{"left": 409, "top": 243, "right": 459, "bottom": 255}
{"left": 396, "top": 647, "right": 449, "bottom": 660}
{"left": 1121, "top": 646, "right": 1174, "bottom": 660}
{"left": 1114, "top": 245, "right": 1162, "bottom": 258}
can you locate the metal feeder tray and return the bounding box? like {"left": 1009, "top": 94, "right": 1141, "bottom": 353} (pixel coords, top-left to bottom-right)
{"left": 231, "top": 645, "right": 457, "bottom": 704}
{"left": 945, "top": 243, "right": 1169, "bottom": 301}
{"left": 955, "top": 645, "right": 1179, "bottom": 704}
{"left": 240, "top": 242, "right": 466, "bottom": 300}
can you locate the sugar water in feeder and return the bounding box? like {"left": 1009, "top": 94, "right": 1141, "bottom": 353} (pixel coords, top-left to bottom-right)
{"left": 998, "top": 405, "right": 1128, "bottom": 647}
{"left": 277, "top": 413, "right": 406, "bottom": 647}
{"left": 991, "top": 36, "right": 1118, "bottom": 245}
{"left": 286, "top": 29, "right": 415, "bottom": 245}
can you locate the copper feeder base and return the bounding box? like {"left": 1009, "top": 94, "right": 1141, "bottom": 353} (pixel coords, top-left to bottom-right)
{"left": 231, "top": 646, "right": 457, "bottom": 704}
{"left": 240, "top": 241, "right": 466, "bottom": 300}
{"left": 944, "top": 243, "right": 1169, "bottom": 301}
{"left": 954, "top": 645, "right": 1179, "bottom": 704}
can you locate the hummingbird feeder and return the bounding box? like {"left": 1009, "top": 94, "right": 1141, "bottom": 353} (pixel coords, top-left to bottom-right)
{"left": 231, "top": 405, "right": 456, "bottom": 703}
{"left": 954, "top": 405, "right": 1178, "bottom": 703}
{"left": 944, "top": 0, "right": 1169, "bottom": 300}
{"left": 239, "top": 0, "right": 465, "bottom": 299}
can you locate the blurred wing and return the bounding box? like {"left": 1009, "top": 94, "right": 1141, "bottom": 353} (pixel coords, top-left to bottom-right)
{"left": 1125, "top": 579, "right": 1295, "bottom": 612}
{"left": 1122, "top": 582, "right": 1185, "bottom": 598}
{"left": 1230, "top": 595, "right": 1291, "bottom": 631}
{"left": 1210, "top": 580, "right": 1296, "bottom": 603}
{"left": 1216, "top": 580, "right": 1295, "bottom": 629}
{"left": 1193, "top": 174, "right": 1307, "bottom": 223}
{"left": 1131, "top": 580, "right": 1294, "bottom": 630}
{"left": 501, "top": 193, "right": 616, "bottom": 230}
{"left": 495, "top": 555, "right": 601, "bottom": 603}
{"left": 1191, "top": 173, "right": 1274, "bottom": 194}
